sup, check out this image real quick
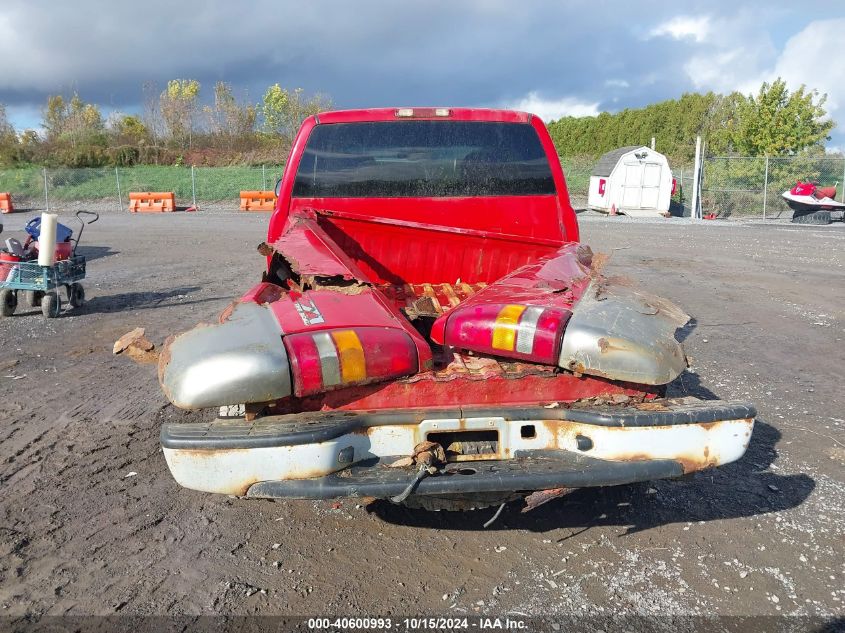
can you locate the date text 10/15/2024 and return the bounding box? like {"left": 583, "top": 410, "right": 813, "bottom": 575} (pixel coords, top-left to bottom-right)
{"left": 306, "top": 617, "right": 527, "bottom": 630}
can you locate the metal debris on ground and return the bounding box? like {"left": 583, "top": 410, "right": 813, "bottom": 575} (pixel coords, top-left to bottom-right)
{"left": 522, "top": 487, "right": 571, "bottom": 513}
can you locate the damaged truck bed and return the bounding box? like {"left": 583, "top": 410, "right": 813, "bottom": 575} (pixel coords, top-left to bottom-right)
{"left": 157, "top": 107, "right": 755, "bottom": 510}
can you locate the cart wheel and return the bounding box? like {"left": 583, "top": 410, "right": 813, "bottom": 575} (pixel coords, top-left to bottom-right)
{"left": 0, "top": 289, "right": 16, "bottom": 317}
{"left": 25, "top": 290, "right": 43, "bottom": 307}
{"left": 41, "top": 292, "right": 61, "bottom": 319}
{"left": 69, "top": 283, "right": 85, "bottom": 308}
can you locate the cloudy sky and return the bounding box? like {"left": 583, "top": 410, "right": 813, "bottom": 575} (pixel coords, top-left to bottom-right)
{"left": 2, "top": 1, "right": 844, "bottom": 146}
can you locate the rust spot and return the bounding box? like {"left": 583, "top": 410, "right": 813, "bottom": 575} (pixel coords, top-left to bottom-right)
{"left": 676, "top": 456, "right": 718, "bottom": 474}
{"left": 522, "top": 487, "right": 571, "bottom": 513}
{"left": 156, "top": 335, "right": 174, "bottom": 385}
{"left": 590, "top": 252, "right": 610, "bottom": 276}
{"left": 171, "top": 445, "right": 349, "bottom": 493}
{"left": 635, "top": 401, "right": 671, "bottom": 412}
{"left": 219, "top": 301, "right": 238, "bottom": 323}
{"left": 303, "top": 276, "right": 369, "bottom": 295}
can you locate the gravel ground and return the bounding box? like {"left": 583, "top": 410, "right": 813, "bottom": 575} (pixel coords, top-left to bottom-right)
{"left": 0, "top": 208, "right": 843, "bottom": 626}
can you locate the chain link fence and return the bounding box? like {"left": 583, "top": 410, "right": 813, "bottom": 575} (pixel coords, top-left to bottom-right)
{"left": 3, "top": 156, "right": 844, "bottom": 218}
{"left": 701, "top": 155, "right": 845, "bottom": 218}
{"left": 0, "top": 165, "right": 285, "bottom": 214}
{"left": 559, "top": 155, "right": 594, "bottom": 208}
{"left": 0, "top": 166, "right": 47, "bottom": 210}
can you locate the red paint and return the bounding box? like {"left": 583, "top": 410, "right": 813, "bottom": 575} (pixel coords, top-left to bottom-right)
{"left": 598, "top": 178, "right": 606, "bottom": 196}
{"left": 272, "top": 216, "right": 370, "bottom": 281}
{"left": 670, "top": 178, "right": 676, "bottom": 196}
{"left": 218, "top": 108, "right": 664, "bottom": 411}
{"left": 267, "top": 108, "right": 579, "bottom": 271}
{"left": 429, "top": 245, "right": 590, "bottom": 364}
{"left": 315, "top": 205, "right": 561, "bottom": 285}
{"left": 266, "top": 286, "right": 433, "bottom": 372}
{"left": 276, "top": 366, "right": 659, "bottom": 413}
{"left": 239, "top": 282, "right": 285, "bottom": 305}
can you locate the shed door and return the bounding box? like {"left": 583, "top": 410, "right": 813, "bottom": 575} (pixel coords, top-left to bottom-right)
{"left": 640, "top": 163, "right": 662, "bottom": 209}
{"left": 621, "top": 161, "right": 662, "bottom": 209}
{"left": 621, "top": 162, "right": 643, "bottom": 207}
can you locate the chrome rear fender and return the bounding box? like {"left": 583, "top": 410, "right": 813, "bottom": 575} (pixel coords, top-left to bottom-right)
{"left": 158, "top": 301, "right": 291, "bottom": 409}
{"left": 559, "top": 279, "right": 689, "bottom": 385}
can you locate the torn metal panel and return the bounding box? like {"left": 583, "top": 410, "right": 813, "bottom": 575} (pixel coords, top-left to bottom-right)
{"left": 428, "top": 245, "right": 593, "bottom": 359}
{"left": 158, "top": 301, "right": 292, "bottom": 410}
{"left": 559, "top": 278, "right": 689, "bottom": 385}
{"left": 271, "top": 216, "right": 370, "bottom": 283}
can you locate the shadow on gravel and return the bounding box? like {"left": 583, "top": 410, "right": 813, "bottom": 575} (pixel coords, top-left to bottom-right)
{"left": 75, "top": 245, "right": 120, "bottom": 261}
{"left": 668, "top": 369, "right": 720, "bottom": 400}
{"left": 368, "top": 418, "right": 815, "bottom": 532}
{"left": 675, "top": 316, "right": 697, "bottom": 343}
{"left": 81, "top": 286, "right": 217, "bottom": 314}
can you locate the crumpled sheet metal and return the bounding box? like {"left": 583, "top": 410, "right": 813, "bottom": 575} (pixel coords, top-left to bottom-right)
{"left": 159, "top": 301, "right": 292, "bottom": 409}
{"left": 558, "top": 279, "right": 690, "bottom": 385}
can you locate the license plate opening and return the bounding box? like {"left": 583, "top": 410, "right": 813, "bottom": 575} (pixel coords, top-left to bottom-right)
{"left": 426, "top": 430, "right": 499, "bottom": 461}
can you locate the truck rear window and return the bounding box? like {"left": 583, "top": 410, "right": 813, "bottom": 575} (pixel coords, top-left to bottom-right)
{"left": 293, "top": 121, "right": 555, "bottom": 198}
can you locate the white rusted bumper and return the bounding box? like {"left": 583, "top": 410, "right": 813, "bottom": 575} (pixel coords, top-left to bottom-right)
{"left": 160, "top": 398, "right": 755, "bottom": 498}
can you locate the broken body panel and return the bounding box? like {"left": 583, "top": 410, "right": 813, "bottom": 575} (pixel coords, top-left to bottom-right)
{"left": 157, "top": 108, "right": 755, "bottom": 503}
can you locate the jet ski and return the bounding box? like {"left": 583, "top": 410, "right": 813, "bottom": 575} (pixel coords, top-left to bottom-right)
{"left": 781, "top": 181, "right": 845, "bottom": 212}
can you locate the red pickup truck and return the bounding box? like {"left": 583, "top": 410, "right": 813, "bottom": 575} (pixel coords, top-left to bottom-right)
{"left": 158, "top": 107, "right": 755, "bottom": 511}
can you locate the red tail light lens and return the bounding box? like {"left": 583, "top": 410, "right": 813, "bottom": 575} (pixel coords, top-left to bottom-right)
{"left": 284, "top": 327, "right": 418, "bottom": 397}
{"left": 441, "top": 303, "right": 570, "bottom": 365}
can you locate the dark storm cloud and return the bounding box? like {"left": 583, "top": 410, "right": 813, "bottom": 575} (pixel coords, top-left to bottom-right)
{"left": 0, "top": 1, "right": 695, "bottom": 106}
{"left": 1, "top": 0, "right": 843, "bottom": 140}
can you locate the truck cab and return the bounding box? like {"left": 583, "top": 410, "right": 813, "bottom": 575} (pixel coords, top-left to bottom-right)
{"left": 157, "top": 108, "right": 755, "bottom": 511}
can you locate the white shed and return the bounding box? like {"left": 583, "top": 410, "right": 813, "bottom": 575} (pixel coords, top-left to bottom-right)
{"left": 587, "top": 146, "right": 674, "bottom": 217}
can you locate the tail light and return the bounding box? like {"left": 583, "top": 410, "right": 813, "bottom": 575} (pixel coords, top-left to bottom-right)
{"left": 440, "top": 303, "right": 570, "bottom": 365}
{"left": 284, "top": 327, "right": 418, "bottom": 396}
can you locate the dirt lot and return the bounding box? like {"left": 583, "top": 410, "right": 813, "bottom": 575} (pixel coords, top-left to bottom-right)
{"left": 0, "top": 210, "right": 843, "bottom": 623}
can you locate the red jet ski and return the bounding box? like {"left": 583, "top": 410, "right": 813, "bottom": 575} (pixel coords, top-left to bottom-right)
{"left": 782, "top": 181, "right": 844, "bottom": 224}
{"left": 782, "top": 181, "right": 845, "bottom": 212}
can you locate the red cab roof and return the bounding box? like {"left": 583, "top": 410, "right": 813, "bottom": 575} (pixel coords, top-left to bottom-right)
{"left": 315, "top": 107, "right": 534, "bottom": 124}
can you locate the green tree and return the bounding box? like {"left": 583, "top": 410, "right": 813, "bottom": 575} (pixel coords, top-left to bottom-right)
{"left": 547, "top": 92, "right": 721, "bottom": 162}
{"left": 160, "top": 79, "right": 201, "bottom": 146}
{"left": 261, "top": 85, "right": 331, "bottom": 139}
{"left": 730, "top": 78, "right": 834, "bottom": 155}
{"left": 111, "top": 114, "right": 148, "bottom": 143}
{"left": 205, "top": 82, "right": 257, "bottom": 149}
{"left": 42, "top": 93, "right": 104, "bottom": 142}
{"left": 0, "top": 104, "right": 20, "bottom": 165}
{"left": 40, "top": 92, "right": 105, "bottom": 158}
{"left": 43, "top": 94, "right": 68, "bottom": 141}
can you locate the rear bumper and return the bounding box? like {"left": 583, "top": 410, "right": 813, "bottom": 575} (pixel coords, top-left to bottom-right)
{"left": 247, "top": 453, "right": 684, "bottom": 499}
{"left": 160, "top": 398, "right": 755, "bottom": 498}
